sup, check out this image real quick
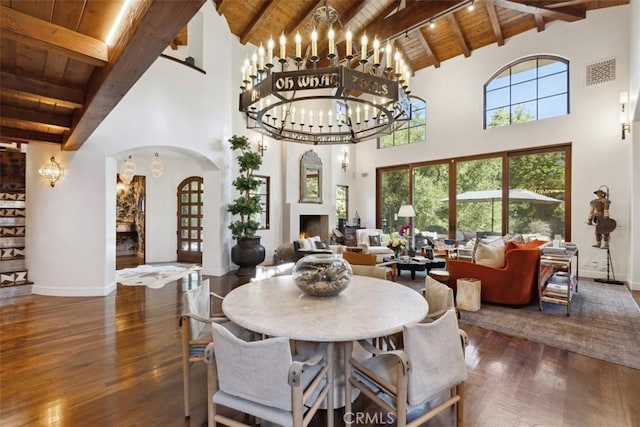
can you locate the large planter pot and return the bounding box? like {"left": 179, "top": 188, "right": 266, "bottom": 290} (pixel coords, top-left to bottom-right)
{"left": 231, "top": 236, "right": 266, "bottom": 277}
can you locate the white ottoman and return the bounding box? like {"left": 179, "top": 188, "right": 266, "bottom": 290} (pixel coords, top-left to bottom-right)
{"left": 456, "top": 278, "right": 481, "bottom": 311}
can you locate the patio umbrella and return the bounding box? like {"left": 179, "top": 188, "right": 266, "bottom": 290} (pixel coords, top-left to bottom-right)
{"left": 441, "top": 189, "right": 562, "bottom": 230}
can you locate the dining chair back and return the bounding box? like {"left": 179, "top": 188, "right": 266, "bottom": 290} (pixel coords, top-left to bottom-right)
{"left": 350, "top": 264, "right": 388, "bottom": 280}
{"left": 424, "top": 276, "right": 455, "bottom": 320}
{"left": 349, "top": 309, "right": 467, "bottom": 427}
{"left": 180, "top": 279, "right": 240, "bottom": 418}
{"left": 205, "top": 322, "right": 334, "bottom": 427}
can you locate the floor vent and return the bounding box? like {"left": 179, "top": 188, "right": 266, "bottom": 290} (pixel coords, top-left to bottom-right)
{"left": 586, "top": 58, "right": 616, "bottom": 86}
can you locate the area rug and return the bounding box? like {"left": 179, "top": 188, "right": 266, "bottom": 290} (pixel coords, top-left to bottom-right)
{"left": 458, "top": 280, "right": 640, "bottom": 369}
{"left": 116, "top": 264, "right": 200, "bottom": 289}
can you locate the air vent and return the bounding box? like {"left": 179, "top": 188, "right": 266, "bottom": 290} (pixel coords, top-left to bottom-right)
{"left": 586, "top": 58, "right": 616, "bottom": 86}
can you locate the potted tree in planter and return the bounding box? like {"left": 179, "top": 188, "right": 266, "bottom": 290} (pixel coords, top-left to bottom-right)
{"left": 228, "top": 134, "right": 266, "bottom": 276}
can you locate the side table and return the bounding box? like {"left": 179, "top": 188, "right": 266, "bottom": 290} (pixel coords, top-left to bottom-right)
{"left": 538, "top": 246, "right": 579, "bottom": 316}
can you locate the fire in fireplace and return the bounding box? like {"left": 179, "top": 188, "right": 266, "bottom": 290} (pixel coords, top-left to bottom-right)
{"left": 299, "top": 215, "right": 329, "bottom": 240}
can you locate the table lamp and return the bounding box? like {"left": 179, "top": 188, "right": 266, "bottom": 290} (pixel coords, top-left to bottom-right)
{"left": 397, "top": 204, "right": 416, "bottom": 251}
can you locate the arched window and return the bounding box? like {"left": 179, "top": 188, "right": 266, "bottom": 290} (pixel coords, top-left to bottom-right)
{"left": 484, "top": 56, "right": 569, "bottom": 129}
{"left": 378, "top": 96, "right": 426, "bottom": 148}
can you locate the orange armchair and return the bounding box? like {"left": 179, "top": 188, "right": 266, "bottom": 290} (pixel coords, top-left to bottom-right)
{"left": 447, "top": 240, "right": 546, "bottom": 305}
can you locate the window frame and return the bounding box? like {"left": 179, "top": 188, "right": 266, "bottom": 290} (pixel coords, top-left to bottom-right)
{"left": 484, "top": 55, "right": 569, "bottom": 129}
{"left": 336, "top": 185, "right": 349, "bottom": 221}
{"left": 252, "top": 175, "right": 270, "bottom": 230}
{"left": 378, "top": 96, "right": 426, "bottom": 148}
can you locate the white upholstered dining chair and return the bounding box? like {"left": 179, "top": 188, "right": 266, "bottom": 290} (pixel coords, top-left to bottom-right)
{"left": 347, "top": 309, "right": 468, "bottom": 427}
{"left": 179, "top": 279, "right": 247, "bottom": 418}
{"left": 204, "top": 322, "right": 334, "bottom": 427}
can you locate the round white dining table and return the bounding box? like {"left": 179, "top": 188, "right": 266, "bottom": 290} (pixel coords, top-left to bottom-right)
{"left": 222, "top": 274, "right": 428, "bottom": 417}
{"left": 222, "top": 274, "right": 428, "bottom": 342}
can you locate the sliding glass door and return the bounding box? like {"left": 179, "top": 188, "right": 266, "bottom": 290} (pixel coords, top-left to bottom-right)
{"left": 378, "top": 168, "right": 410, "bottom": 235}
{"left": 508, "top": 148, "right": 568, "bottom": 238}
{"left": 455, "top": 157, "right": 503, "bottom": 235}
{"left": 376, "top": 144, "right": 571, "bottom": 241}
{"left": 413, "top": 163, "right": 449, "bottom": 238}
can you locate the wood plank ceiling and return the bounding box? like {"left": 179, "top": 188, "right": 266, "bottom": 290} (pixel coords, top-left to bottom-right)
{"left": 0, "top": 0, "right": 628, "bottom": 152}
{"left": 0, "top": 0, "right": 203, "bottom": 151}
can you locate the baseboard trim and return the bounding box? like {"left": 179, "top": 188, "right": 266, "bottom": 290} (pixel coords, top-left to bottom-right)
{"left": 32, "top": 282, "right": 117, "bottom": 297}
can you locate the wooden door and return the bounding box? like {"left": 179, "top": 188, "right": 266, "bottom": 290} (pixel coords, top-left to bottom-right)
{"left": 177, "top": 177, "right": 203, "bottom": 264}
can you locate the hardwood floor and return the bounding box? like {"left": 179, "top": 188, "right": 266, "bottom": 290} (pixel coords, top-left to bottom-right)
{"left": 1, "top": 274, "right": 638, "bottom": 426}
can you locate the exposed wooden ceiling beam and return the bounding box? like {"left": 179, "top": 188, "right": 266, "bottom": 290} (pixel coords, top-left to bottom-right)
{"left": 416, "top": 28, "right": 440, "bottom": 68}
{"left": 0, "top": 127, "right": 63, "bottom": 145}
{"left": 485, "top": 0, "right": 505, "bottom": 46}
{"left": 447, "top": 14, "right": 470, "bottom": 58}
{"left": 535, "top": 14, "right": 545, "bottom": 32}
{"left": 1, "top": 104, "right": 71, "bottom": 130}
{"left": 0, "top": 5, "right": 108, "bottom": 67}
{"left": 0, "top": 72, "right": 84, "bottom": 109}
{"left": 363, "top": 1, "right": 462, "bottom": 44}
{"left": 493, "top": 0, "right": 585, "bottom": 22}
{"left": 215, "top": 0, "right": 233, "bottom": 17}
{"left": 240, "top": 0, "right": 284, "bottom": 44}
{"left": 62, "top": 0, "right": 206, "bottom": 151}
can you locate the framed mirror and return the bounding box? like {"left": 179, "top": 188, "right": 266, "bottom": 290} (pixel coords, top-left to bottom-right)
{"left": 300, "top": 150, "right": 322, "bottom": 203}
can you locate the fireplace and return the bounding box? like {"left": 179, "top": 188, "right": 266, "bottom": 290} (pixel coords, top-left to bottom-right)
{"left": 299, "top": 215, "right": 329, "bottom": 240}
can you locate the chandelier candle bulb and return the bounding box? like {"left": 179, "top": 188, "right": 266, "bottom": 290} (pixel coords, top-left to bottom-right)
{"left": 279, "top": 33, "right": 286, "bottom": 61}
{"left": 361, "top": 33, "right": 368, "bottom": 63}
{"left": 311, "top": 28, "right": 318, "bottom": 59}
{"left": 243, "top": 57, "right": 250, "bottom": 82}
{"left": 319, "top": 111, "right": 323, "bottom": 126}
{"left": 267, "top": 37, "right": 274, "bottom": 66}
{"left": 385, "top": 42, "right": 393, "bottom": 71}
{"left": 328, "top": 27, "right": 335, "bottom": 57}
{"left": 295, "top": 31, "right": 302, "bottom": 59}
{"left": 251, "top": 53, "right": 257, "bottom": 77}
{"left": 356, "top": 105, "right": 361, "bottom": 124}
{"left": 258, "top": 44, "right": 265, "bottom": 71}
{"left": 373, "top": 38, "right": 380, "bottom": 65}
{"left": 346, "top": 29, "right": 353, "bottom": 58}
{"left": 394, "top": 50, "right": 401, "bottom": 76}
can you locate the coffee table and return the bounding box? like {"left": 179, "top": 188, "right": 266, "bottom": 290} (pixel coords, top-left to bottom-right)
{"left": 383, "top": 256, "right": 446, "bottom": 279}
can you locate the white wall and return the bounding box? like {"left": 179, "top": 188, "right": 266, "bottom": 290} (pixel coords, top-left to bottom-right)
{"left": 355, "top": 6, "right": 632, "bottom": 281}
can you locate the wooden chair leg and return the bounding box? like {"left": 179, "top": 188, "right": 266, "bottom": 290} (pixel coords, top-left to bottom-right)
{"left": 456, "top": 383, "right": 464, "bottom": 427}
{"left": 182, "top": 338, "right": 191, "bottom": 417}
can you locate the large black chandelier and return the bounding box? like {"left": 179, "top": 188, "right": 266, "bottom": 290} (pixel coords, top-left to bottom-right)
{"left": 239, "top": 3, "right": 412, "bottom": 145}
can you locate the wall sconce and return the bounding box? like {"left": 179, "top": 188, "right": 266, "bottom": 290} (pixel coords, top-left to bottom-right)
{"left": 38, "top": 156, "right": 62, "bottom": 187}
{"left": 620, "top": 91, "right": 631, "bottom": 140}
{"left": 257, "top": 136, "right": 267, "bottom": 156}
{"left": 341, "top": 149, "right": 349, "bottom": 172}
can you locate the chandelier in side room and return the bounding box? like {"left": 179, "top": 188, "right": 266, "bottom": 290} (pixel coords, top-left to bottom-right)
{"left": 238, "top": 1, "right": 412, "bottom": 145}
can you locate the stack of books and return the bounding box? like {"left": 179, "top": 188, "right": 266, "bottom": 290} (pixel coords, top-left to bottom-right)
{"left": 543, "top": 282, "right": 568, "bottom": 298}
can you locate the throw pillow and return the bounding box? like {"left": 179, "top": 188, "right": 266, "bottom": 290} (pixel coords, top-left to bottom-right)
{"left": 474, "top": 239, "right": 506, "bottom": 268}
{"left": 298, "top": 238, "right": 313, "bottom": 250}
{"left": 314, "top": 241, "right": 328, "bottom": 249}
{"left": 369, "top": 234, "right": 382, "bottom": 246}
